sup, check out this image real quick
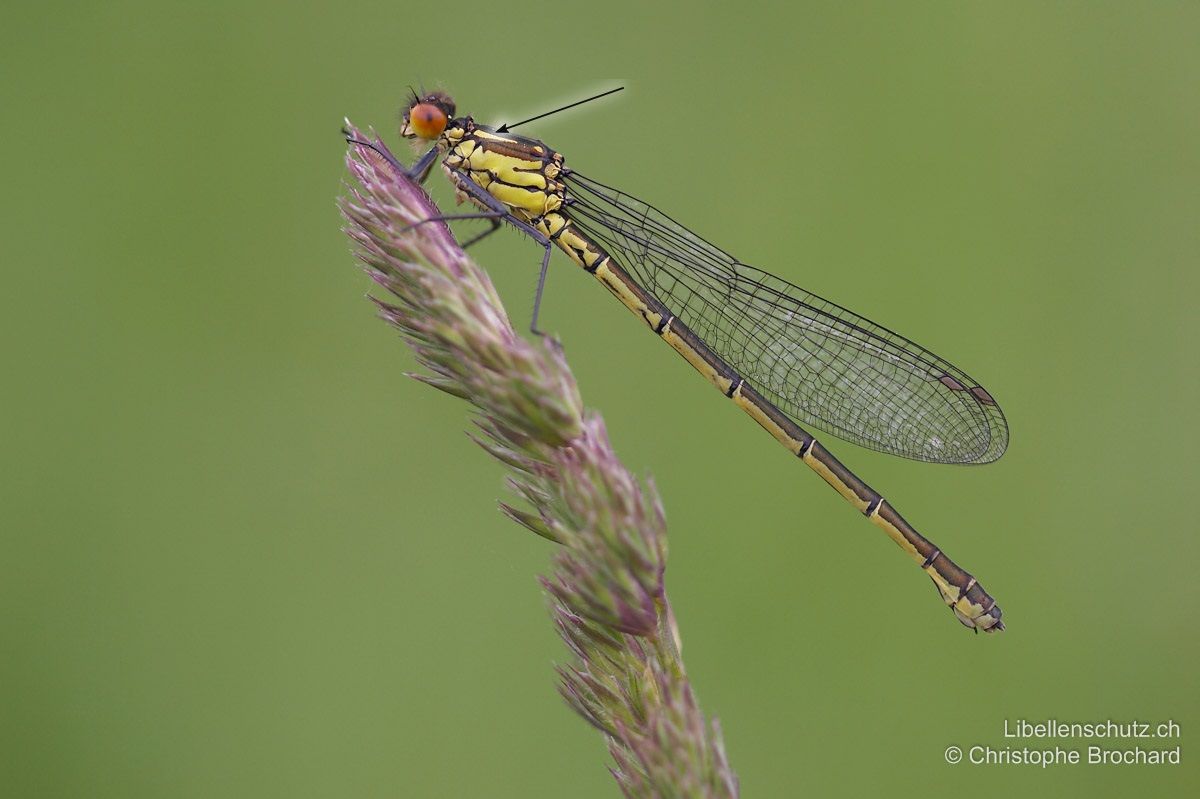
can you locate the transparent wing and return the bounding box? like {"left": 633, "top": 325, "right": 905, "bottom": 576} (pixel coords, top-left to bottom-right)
{"left": 563, "top": 171, "right": 1008, "bottom": 464}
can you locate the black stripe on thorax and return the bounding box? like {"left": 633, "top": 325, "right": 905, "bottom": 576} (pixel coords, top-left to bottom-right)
{"left": 468, "top": 169, "right": 546, "bottom": 194}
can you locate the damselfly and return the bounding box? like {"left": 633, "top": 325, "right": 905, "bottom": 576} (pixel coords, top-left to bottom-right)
{"left": 346, "top": 90, "right": 1009, "bottom": 632}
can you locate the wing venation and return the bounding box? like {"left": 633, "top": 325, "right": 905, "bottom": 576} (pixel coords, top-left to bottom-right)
{"left": 563, "top": 171, "right": 1008, "bottom": 464}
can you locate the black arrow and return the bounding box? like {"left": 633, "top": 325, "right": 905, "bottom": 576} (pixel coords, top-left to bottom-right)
{"left": 496, "top": 87, "right": 624, "bottom": 133}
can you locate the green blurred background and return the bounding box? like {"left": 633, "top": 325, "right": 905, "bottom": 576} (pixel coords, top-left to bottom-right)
{"left": 3, "top": 2, "right": 1197, "bottom": 796}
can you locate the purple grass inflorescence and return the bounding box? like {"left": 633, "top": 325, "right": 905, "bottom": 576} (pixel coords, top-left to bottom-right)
{"left": 340, "top": 125, "right": 738, "bottom": 798}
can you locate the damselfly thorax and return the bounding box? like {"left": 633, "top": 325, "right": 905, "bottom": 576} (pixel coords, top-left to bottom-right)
{"left": 435, "top": 123, "right": 615, "bottom": 273}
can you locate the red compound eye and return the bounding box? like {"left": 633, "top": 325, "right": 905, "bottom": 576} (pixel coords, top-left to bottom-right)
{"left": 408, "top": 103, "right": 447, "bottom": 139}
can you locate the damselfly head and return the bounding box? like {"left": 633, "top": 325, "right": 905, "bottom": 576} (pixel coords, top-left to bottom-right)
{"left": 401, "top": 90, "right": 456, "bottom": 140}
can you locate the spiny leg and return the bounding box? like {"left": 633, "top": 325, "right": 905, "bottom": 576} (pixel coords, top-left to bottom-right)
{"left": 449, "top": 176, "right": 556, "bottom": 337}
{"left": 397, "top": 204, "right": 544, "bottom": 247}
{"left": 530, "top": 244, "right": 552, "bottom": 336}
{"left": 399, "top": 209, "right": 510, "bottom": 236}
{"left": 342, "top": 129, "right": 439, "bottom": 184}
{"left": 447, "top": 171, "right": 551, "bottom": 244}
{"left": 457, "top": 218, "right": 502, "bottom": 250}
{"left": 391, "top": 209, "right": 554, "bottom": 337}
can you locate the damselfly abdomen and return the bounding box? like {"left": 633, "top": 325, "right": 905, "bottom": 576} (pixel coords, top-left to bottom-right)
{"left": 350, "top": 90, "right": 1008, "bottom": 632}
